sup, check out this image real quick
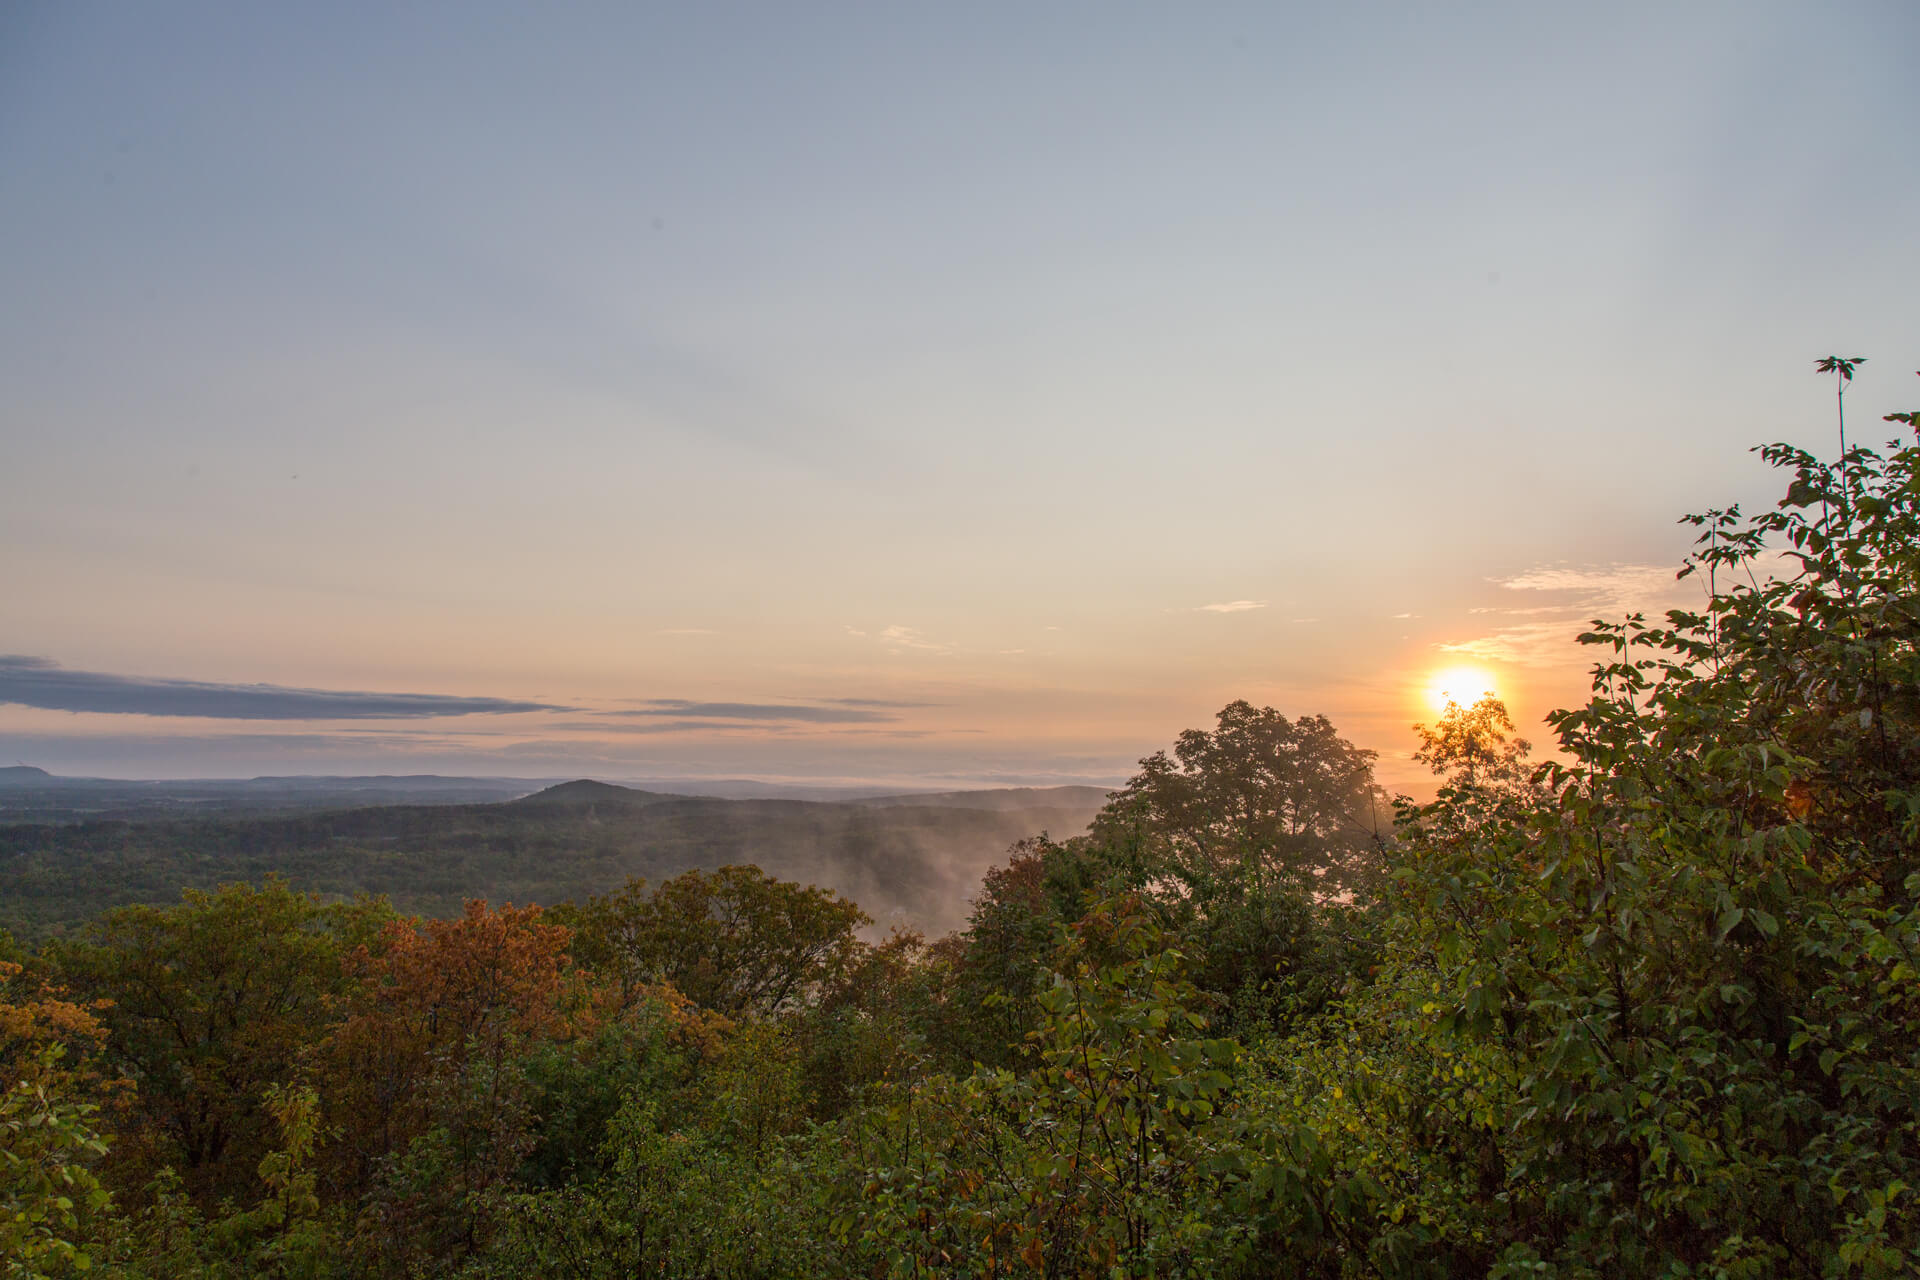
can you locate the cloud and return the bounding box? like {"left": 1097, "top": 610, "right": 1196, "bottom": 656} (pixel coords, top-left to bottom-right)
{"left": 831, "top": 728, "right": 954, "bottom": 739}
{"left": 1197, "top": 600, "right": 1268, "bottom": 613}
{"left": 0, "top": 656, "right": 569, "bottom": 720}
{"left": 878, "top": 625, "right": 954, "bottom": 654}
{"left": 1434, "top": 563, "right": 1689, "bottom": 668}
{"left": 1, "top": 730, "right": 472, "bottom": 754}
{"left": 1494, "top": 565, "right": 1679, "bottom": 600}
{"left": 553, "top": 718, "right": 776, "bottom": 735}
{"left": 606, "top": 700, "right": 897, "bottom": 724}
{"left": 1436, "top": 622, "right": 1589, "bottom": 665}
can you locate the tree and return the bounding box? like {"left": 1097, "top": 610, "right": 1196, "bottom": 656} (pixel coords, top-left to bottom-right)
{"left": 0, "top": 958, "right": 109, "bottom": 1092}
{"left": 1336, "top": 417, "right": 1920, "bottom": 1272}
{"left": 568, "top": 867, "right": 870, "bottom": 1020}
{"left": 0, "top": 1048, "right": 115, "bottom": 1278}
{"left": 1411, "top": 693, "right": 1537, "bottom": 796}
{"left": 1093, "top": 701, "right": 1386, "bottom": 896}
{"left": 1816, "top": 354, "right": 1867, "bottom": 467}
{"left": 122, "top": 1082, "right": 345, "bottom": 1280}
{"left": 0, "top": 959, "right": 120, "bottom": 1277}
{"left": 322, "top": 900, "right": 573, "bottom": 1204}
{"left": 46, "top": 880, "right": 385, "bottom": 1207}
{"left": 862, "top": 894, "right": 1244, "bottom": 1277}
{"left": 1073, "top": 704, "right": 1387, "bottom": 1038}
{"left": 910, "top": 839, "right": 1078, "bottom": 1073}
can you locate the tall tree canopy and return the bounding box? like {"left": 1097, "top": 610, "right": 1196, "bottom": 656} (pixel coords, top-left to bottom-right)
{"left": 567, "top": 867, "right": 870, "bottom": 1020}
{"left": 1092, "top": 700, "right": 1385, "bottom": 894}
{"left": 47, "top": 880, "right": 386, "bottom": 1204}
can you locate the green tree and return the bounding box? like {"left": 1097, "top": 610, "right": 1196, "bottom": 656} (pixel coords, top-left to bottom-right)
{"left": 568, "top": 867, "right": 870, "bottom": 1020}
{"left": 864, "top": 894, "right": 1244, "bottom": 1278}
{"left": 1329, "top": 423, "right": 1920, "bottom": 1273}
{"left": 910, "top": 840, "right": 1081, "bottom": 1073}
{"left": 120, "top": 1083, "right": 344, "bottom": 1280}
{"left": 1411, "top": 693, "right": 1538, "bottom": 797}
{"left": 1093, "top": 702, "right": 1386, "bottom": 897}
{"left": 46, "top": 881, "right": 386, "bottom": 1207}
{"left": 0, "top": 1047, "right": 115, "bottom": 1279}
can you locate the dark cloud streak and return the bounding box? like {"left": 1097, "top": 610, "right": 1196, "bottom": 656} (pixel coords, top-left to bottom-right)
{"left": 0, "top": 656, "right": 569, "bottom": 720}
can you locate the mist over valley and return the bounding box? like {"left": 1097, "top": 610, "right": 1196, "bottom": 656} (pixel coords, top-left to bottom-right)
{"left": 0, "top": 772, "right": 1109, "bottom": 941}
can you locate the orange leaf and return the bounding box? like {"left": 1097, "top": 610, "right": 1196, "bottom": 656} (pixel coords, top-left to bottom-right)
{"left": 1021, "top": 1234, "right": 1046, "bottom": 1268}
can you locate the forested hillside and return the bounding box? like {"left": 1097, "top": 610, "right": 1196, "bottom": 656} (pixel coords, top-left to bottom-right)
{"left": 5, "top": 422, "right": 1919, "bottom": 1275}
{"left": 0, "top": 784, "right": 1106, "bottom": 940}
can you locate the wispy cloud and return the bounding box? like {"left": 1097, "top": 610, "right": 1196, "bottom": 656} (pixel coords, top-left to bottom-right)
{"left": 606, "top": 700, "right": 897, "bottom": 724}
{"left": 1495, "top": 565, "right": 1680, "bottom": 598}
{"left": 878, "top": 625, "right": 954, "bottom": 654}
{"left": 1436, "top": 563, "right": 1686, "bottom": 667}
{"left": 553, "top": 718, "right": 776, "bottom": 735}
{"left": 0, "top": 656, "right": 568, "bottom": 720}
{"left": 833, "top": 728, "right": 954, "bottom": 739}
{"left": 1197, "top": 600, "right": 1268, "bottom": 614}
{"left": 1436, "top": 621, "right": 1593, "bottom": 665}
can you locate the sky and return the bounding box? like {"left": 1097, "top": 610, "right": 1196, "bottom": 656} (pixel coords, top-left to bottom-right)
{"left": 3, "top": 1, "right": 1917, "bottom": 793}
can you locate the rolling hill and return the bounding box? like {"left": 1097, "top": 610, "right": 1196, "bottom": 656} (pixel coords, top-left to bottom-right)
{"left": 0, "top": 780, "right": 1107, "bottom": 941}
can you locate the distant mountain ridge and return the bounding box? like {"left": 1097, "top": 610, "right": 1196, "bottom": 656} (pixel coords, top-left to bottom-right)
{"left": 512, "top": 779, "right": 1113, "bottom": 814}
{"left": 509, "top": 779, "right": 668, "bottom": 813}
{"left": 0, "top": 777, "right": 1111, "bottom": 941}
{"left": 0, "top": 769, "right": 1121, "bottom": 820}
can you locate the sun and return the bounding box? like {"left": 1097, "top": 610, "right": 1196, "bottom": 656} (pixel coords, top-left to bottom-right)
{"left": 1425, "top": 664, "right": 1499, "bottom": 713}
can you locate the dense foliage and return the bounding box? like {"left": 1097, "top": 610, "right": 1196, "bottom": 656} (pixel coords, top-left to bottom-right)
{"left": 5, "top": 398, "right": 1919, "bottom": 1276}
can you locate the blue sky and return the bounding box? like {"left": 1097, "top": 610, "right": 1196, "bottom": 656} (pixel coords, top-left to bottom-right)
{"left": 3, "top": 2, "right": 1917, "bottom": 788}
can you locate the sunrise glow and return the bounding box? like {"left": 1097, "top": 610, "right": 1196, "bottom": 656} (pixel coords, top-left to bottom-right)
{"left": 1424, "top": 665, "right": 1499, "bottom": 714}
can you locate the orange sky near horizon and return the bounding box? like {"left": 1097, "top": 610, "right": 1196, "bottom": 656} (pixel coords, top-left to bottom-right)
{"left": 3, "top": 4, "right": 1915, "bottom": 791}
